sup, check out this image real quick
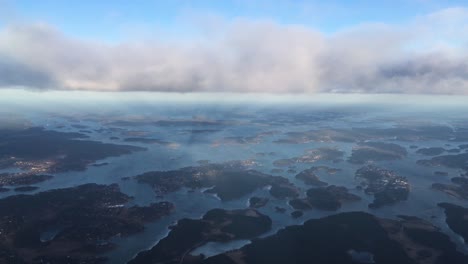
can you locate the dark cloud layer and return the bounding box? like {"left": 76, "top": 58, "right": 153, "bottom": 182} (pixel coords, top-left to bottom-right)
{"left": 0, "top": 57, "right": 55, "bottom": 88}
{"left": 0, "top": 7, "right": 467, "bottom": 94}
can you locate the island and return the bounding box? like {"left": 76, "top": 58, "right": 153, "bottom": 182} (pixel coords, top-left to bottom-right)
{"left": 123, "top": 137, "right": 170, "bottom": 145}
{"left": 289, "top": 185, "right": 361, "bottom": 211}
{"left": 355, "top": 166, "right": 410, "bottom": 208}
{"left": 432, "top": 176, "right": 468, "bottom": 200}
{"left": 219, "top": 131, "right": 278, "bottom": 145}
{"left": 438, "top": 203, "right": 468, "bottom": 244}
{"left": 274, "top": 125, "right": 458, "bottom": 144}
{"left": 248, "top": 197, "right": 269, "bottom": 208}
{"left": 13, "top": 186, "right": 39, "bottom": 192}
{"left": 203, "top": 212, "right": 468, "bottom": 264}
{"left": 273, "top": 147, "right": 344, "bottom": 167}
{"left": 134, "top": 162, "right": 300, "bottom": 201}
{"left": 417, "top": 153, "right": 468, "bottom": 171}
{"left": 128, "top": 208, "right": 272, "bottom": 264}
{"left": 0, "top": 173, "right": 53, "bottom": 186}
{"left": 296, "top": 171, "right": 327, "bottom": 186}
{"left": 270, "top": 168, "right": 284, "bottom": 174}
{"left": 447, "top": 148, "right": 461, "bottom": 153}
{"left": 0, "top": 183, "right": 174, "bottom": 263}
{"left": 348, "top": 142, "right": 407, "bottom": 164}
{"left": 416, "top": 147, "right": 446, "bottom": 156}
{"left": 0, "top": 127, "right": 145, "bottom": 174}
{"left": 275, "top": 207, "right": 286, "bottom": 213}
{"left": 290, "top": 210, "right": 303, "bottom": 218}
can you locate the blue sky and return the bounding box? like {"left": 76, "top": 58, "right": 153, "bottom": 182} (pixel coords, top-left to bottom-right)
{"left": 3, "top": 0, "right": 468, "bottom": 41}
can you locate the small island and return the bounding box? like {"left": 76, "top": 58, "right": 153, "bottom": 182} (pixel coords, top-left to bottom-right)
{"left": 434, "top": 171, "right": 448, "bottom": 176}
{"left": 273, "top": 147, "right": 344, "bottom": 167}
{"left": 249, "top": 196, "right": 269, "bottom": 208}
{"left": 355, "top": 166, "right": 410, "bottom": 208}
{"left": 296, "top": 167, "right": 328, "bottom": 187}
{"left": 416, "top": 147, "right": 446, "bottom": 156}
{"left": 289, "top": 185, "right": 361, "bottom": 211}
{"left": 418, "top": 153, "right": 468, "bottom": 173}
{"left": 348, "top": 142, "right": 407, "bottom": 164}
{"left": 123, "top": 137, "right": 170, "bottom": 145}
{"left": 290, "top": 210, "right": 303, "bottom": 218}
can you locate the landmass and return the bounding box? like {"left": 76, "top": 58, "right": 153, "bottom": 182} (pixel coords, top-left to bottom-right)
{"left": 289, "top": 185, "right": 361, "bottom": 211}
{"left": 123, "top": 137, "right": 170, "bottom": 145}
{"left": 296, "top": 169, "right": 327, "bottom": 186}
{"left": 416, "top": 147, "right": 446, "bottom": 156}
{"left": 418, "top": 153, "right": 468, "bottom": 173}
{"left": 180, "top": 129, "right": 222, "bottom": 134}
{"left": 459, "top": 144, "right": 468, "bottom": 150}
{"left": 129, "top": 209, "right": 272, "bottom": 264}
{"left": 355, "top": 166, "right": 410, "bottom": 208}
{"left": 0, "top": 173, "right": 53, "bottom": 186}
{"left": 447, "top": 148, "right": 461, "bottom": 153}
{"left": 204, "top": 212, "right": 468, "bottom": 264}
{"left": 0, "top": 127, "right": 145, "bottom": 174}
{"left": 273, "top": 147, "right": 344, "bottom": 167}
{"left": 270, "top": 168, "right": 283, "bottom": 174}
{"left": 0, "top": 183, "right": 174, "bottom": 263}
{"left": 70, "top": 124, "right": 88, "bottom": 129}
{"left": 248, "top": 197, "right": 269, "bottom": 208}
{"left": 290, "top": 211, "right": 303, "bottom": 218}
{"left": 134, "top": 162, "right": 299, "bottom": 201}
{"left": 275, "top": 207, "right": 286, "bottom": 213}
{"left": 14, "top": 186, "right": 39, "bottom": 192}
{"left": 91, "top": 162, "right": 109, "bottom": 167}
{"left": 274, "top": 125, "right": 460, "bottom": 144}
{"left": 348, "top": 142, "right": 407, "bottom": 164}
{"left": 107, "top": 119, "right": 227, "bottom": 128}
{"left": 432, "top": 176, "right": 468, "bottom": 199}
{"left": 218, "top": 131, "right": 278, "bottom": 145}
{"left": 438, "top": 203, "right": 468, "bottom": 244}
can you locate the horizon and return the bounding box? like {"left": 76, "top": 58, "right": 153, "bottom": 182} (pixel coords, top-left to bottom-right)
{"left": 3, "top": 3, "right": 468, "bottom": 264}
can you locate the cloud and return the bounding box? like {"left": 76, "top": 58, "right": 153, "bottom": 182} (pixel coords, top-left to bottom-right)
{"left": 0, "top": 8, "right": 467, "bottom": 94}
{"left": 0, "top": 56, "right": 55, "bottom": 88}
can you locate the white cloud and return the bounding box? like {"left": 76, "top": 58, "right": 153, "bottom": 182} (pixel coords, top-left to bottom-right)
{"left": 0, "top": 8, "right": 468, "bottom": 94}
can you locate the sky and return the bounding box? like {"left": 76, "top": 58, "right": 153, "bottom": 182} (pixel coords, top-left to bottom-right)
{"left": 0, "top": 0, "right": 468, "bottom": 94}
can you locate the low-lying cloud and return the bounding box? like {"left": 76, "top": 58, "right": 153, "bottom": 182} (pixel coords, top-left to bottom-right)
{"left": 0, "top": 7, "right": 467, "bottom": 94}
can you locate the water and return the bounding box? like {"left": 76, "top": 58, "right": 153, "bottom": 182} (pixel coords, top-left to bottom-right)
{"left": 1, "top": 90, "right": 468, "bottom": 262}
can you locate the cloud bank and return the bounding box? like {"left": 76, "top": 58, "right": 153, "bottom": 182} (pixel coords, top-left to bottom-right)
{"left": 0, "top": 7, "right": 468, "bottom": 94}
